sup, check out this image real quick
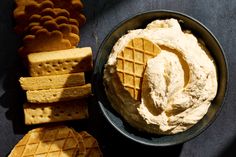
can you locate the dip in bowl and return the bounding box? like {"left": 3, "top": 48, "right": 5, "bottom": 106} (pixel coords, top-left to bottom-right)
{"left": 93, "top": 10, "right": 228, "bottom": 146}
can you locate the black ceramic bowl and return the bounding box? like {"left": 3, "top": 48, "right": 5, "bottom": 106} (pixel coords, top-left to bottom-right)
{"left": 92, "top": 10, "right": 228, "bottom": 146}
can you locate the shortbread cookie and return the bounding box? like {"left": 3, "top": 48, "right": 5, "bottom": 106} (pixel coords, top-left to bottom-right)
{"left": 19, "top": 72, "right": 85, "bottom": 90}
{"left": 26, "top": 84, "right": 91, "bottom": 103}
{"left": 24, "top": 100, "right": 88, "bottom": 124}
{"left": 28, "top": 47, "right": 92, "bottom": 77}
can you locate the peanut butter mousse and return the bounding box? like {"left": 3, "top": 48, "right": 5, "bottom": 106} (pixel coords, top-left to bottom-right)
{"left": 103, "top": 19, "right": 217, "bottom": 134}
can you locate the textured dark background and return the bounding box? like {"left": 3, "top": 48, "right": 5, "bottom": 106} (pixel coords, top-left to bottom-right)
{"left": 0, "top": 0, "right": 235, "bottom": 156}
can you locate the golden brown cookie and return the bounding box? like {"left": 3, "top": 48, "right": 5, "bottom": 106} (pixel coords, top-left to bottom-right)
{"left": 26, "top": 16, "right": 78, "bottom": 33}
{"left": 8, "top": 126, "right": 82, "bottom": 156}
{"left": 15, "top": 8, "right": 79, "bottom": 35}
{"left": 27, "top": 15, "right": 79, "bottom": 33}
{"left": 26, "top": 21, "right": 79, "bottom": 47}
{"left": 19, "top": 72, "right": 85, "bottom": 90}
{"left": 26, "top": 84, "right": 92, "bottom": 103}
{"left": 19, "top": 28, "right": 72, "bottom": 56}
{"left": 24, "top": 100, "right": 89, "bottom": 124}
{"left": 71, "top": 130, "right": 86, "bottom": 157}
{"left": 40, "top": 7, "right": 70, "bottom": 18}
{"left": 14, "top": 0, "right": 54, "bottom": 23}
{"left": 116, "top": 37, "right": 161, "bottom": 100}
{"left": 49, "top": 0, "right": 85, "bottom": 26}
{"left": 14, "top": 0, "right": 85, "bottom": 29}
{"left": 27, "top": 47, "right": 93, "bottom": 76}
{"left": 57, "top": 23, "right": 80, "bottom": 46}
{"left": 15, "top": 7, "right": 81, "bottom": 49}
{"left": 79, "top": 131, "right": 103, "bottom": 157}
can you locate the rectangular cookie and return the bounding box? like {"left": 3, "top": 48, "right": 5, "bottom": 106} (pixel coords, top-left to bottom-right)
{"left": 26, "top": 83, "right": 91, "bottom": 103}
{"left": 28, "top": 47, "right": 93, "bottom": 76}
{"left": 24, "top": 100, "right": 88, "bottom": 125}
{"left": 19, "top": 72, "right": 85, "bottom": 90}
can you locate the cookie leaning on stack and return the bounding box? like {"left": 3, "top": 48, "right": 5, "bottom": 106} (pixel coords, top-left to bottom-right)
{"left": 116, "top": 37, "right": 161, "bottom": 100}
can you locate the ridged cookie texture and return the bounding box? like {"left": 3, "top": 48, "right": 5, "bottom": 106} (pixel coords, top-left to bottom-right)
{"left": 8, "top": 126, "right": 82, "bottom": 157}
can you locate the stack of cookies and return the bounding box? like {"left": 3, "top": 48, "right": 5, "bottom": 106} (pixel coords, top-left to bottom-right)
{"left": 19, "top": 48, "right": 93, "bottom": 125}
{"left": 8, "top": 126, "right": 103, "bottom": 157}
{"left": 13, "top": 0, "right": 93, "bottom": 125}
{"left": 13, "top": 0, "right": 86, "bottom": 57}
{"left": 11, "top": 1, "right": 103, "bottom": 156}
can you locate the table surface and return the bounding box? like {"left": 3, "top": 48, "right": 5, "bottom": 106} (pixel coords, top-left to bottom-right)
{"left": 0, "top": 0, "right": 236, "bottom": 156}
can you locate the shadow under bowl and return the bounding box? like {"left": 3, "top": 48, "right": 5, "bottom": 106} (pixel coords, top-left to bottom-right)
{"left": 92, "top": 10, "right": 228, "bottom": 146}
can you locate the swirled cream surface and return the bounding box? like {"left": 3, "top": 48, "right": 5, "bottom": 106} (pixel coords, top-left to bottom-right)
{"left": 103, "top": 19, "right": 217, "bottom": 134}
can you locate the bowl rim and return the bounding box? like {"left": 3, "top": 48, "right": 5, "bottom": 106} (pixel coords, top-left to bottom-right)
{"left": 93, "top": 9, "right": 229, "bottom": 146}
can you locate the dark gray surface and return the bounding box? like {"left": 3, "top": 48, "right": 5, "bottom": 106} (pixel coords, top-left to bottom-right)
{"left": 0, "top": 0, "right": 235, "bottom": 156}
